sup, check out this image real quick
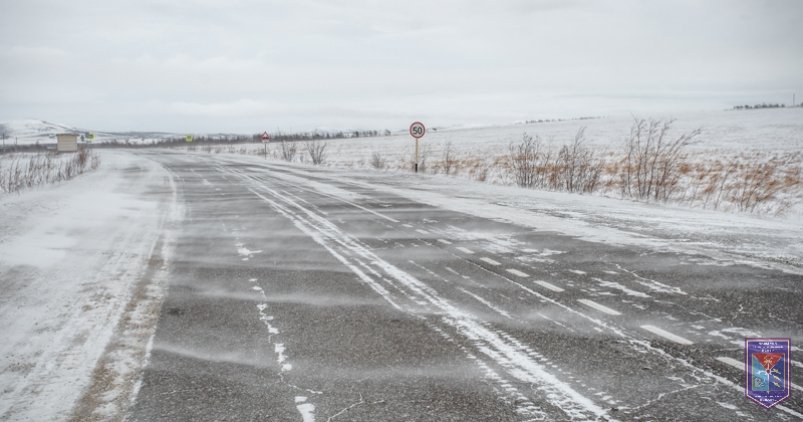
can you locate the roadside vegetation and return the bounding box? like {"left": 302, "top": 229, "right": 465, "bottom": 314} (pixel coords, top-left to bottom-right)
{"left": 504, "top": 119, "right": 801, "bottom": 215}
{"left": 0, "top": 149, "right": 101, "bottom": 195}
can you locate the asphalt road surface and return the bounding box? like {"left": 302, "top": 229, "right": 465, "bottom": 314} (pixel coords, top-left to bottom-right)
{"left": 128, "top": 151, "right": 802, "bottom": 421}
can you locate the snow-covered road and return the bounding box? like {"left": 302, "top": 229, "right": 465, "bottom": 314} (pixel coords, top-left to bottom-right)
{"left": 1, "top": 149, "right": 801, "bottom": 421}
{"left": 129, "top": 151, "right": 801, "bottom": 421}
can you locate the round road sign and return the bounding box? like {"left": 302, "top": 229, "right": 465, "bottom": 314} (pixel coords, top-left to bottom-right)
{"left": 409, "top": 121, "right": 426, "bottom": 139}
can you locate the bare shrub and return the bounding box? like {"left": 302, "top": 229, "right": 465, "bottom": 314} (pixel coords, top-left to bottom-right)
{"left": 470, "top": 161, "right": 490, "bottom": 182}
{"left": 418, "top": 145, "right": 430, "bottom": 173}
{"left": 441, "top": 142, "right": 457, "bottom": 175}
{"left": 727, "top": 158, "right": 801, "bottom": 213}
{"left": 371, "top": 152, "right": 385, "bottom": 169}
{"left": 279, "top": 140, "right": 297, "bottom": 162}
{"left": 619, "top": 119, "right": 700, "bottom": 201}
{"left": 77, "top": 148, "right": 90, "bottom": 168}
{"left": 0, "top": 149, "right": 101, "bottom": 195}
{"left": 509, "top": 132, "right": 543, "bottom": 188}
{"left": 305, "top": 141, "right": 327, "bottom": 165}
{"left": 90, "top": 153, "right": 101, "bottom": 170}
{"left": 552, "top": 127, "right": 603, "bottom": 193}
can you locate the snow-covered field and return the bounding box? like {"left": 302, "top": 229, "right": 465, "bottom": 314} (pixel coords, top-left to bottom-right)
{"left": 0, "top": 151, "right": 179, "bottom": 421}
{"left": 186, "top": 108, "right": 803, "bottom": 216}
{"left": 314, "top": 108, "right": 803, "bottom": 163}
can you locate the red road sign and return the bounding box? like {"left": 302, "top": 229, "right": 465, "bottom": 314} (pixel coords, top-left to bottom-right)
{"left": 409, "top": 121, "right": 426, "bottom": 139}
{"left": 261, "top": 131, "right": 270, "bottom": 142}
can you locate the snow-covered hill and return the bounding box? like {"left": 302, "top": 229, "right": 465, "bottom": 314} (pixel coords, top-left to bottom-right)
{"left": 0, "top": 119, "right": 85, "bottom": 145}
{"left": 0, "top": 119, "right": 178, "bottom": 146}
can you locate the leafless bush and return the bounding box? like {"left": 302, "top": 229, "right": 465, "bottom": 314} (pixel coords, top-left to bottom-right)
{"left": 371, "top": 152, "right": 385, "bottom": 169}
{"left": 470, "top": 162, "right": 490, "bottom": 182}
{"left": 697, "top": 159, "right": 737, "bottom": 210}
{"left": 77, "top": 148, "right": 90, "bottom": 168}
{"left": 727, "top": 158, "right": 801, "bottom": 213}
{"left": 508, "top": 129, "right": 604, "bottom": 193}
{"left": 90, "top": 153, "right": 101, "bottom": 170}
{"left": 509, "top": 132, "right": 545, "bottom": 188}
{"left": 441, "top": 142, "right": 457, "bottom": 175}
{"left": 279, "top": 140, "right": 297, "bottom": 162}
{"left": 619, "top": 119, "right": 700, "bottom": 201}
{"left": 305, "top": 141, "right": 327, "bottom": 165}
{"left": 552, "top": 127, "right": 603, "bottom": 193}
{"left": 418, "top": 145, "right": 430, "bottom": 173}
{"left": 651, "top": 154, "right": 802, "bottom": 214}
{"left": 0, "top": 149, "right": 101, "bottom": 194}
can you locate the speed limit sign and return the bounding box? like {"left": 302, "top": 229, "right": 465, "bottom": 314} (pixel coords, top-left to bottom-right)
{"left": 409, "top": 121, "right": 426, "bottom": 173}
{"left": 409, "top": 121, "right": 426, "bottom": 139}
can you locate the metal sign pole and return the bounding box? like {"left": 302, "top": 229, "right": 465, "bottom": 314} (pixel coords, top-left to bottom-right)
{"left": 261, "top": 131, "right": 270, "bottom": 159}
{"left": 414, "top": 138, "right": 419, "bottom": 173}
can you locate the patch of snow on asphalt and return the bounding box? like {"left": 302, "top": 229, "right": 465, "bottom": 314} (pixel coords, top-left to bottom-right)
{"left": 295, "top": 396, "right": 315, "bottom": 422}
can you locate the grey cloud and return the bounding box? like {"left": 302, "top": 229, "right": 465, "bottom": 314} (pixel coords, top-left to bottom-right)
{"left": 0, "top": 0, "right": 801, "bottom": 132}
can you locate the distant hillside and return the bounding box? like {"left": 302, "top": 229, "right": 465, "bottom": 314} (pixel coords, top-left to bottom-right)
{"left": 0, "top": 119, "right": 395, "bottom": 148}
{"left": 0, "top": 119, "right": 177, "bottom": 146}
{"left": 0, "top": 119, "right": 85, "bottom": 145}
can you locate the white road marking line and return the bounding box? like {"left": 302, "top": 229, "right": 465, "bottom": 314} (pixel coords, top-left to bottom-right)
{"left": 244, "top": 171, "right": 803, "bottom": 419}
{"left": 577, "top": 299, "right": 621, "bottom": 316}
{"left": 456, "top": 247, "right": 474, "bottom": 254}
{"left": 402, "top": 224, "right": 413, "bottom": 228}
{"left": 415, "top": 229, "right": 429, "bottom": 235}
{"left": 457, "top": 287, "right": 512, "bottom": 319}
{"left": 533, "top": 280, "right": 565, "bottom": 293}
{"left": 506, "top": 269, "right": 529, "bottom": 278}
{"left": 246, "top": 185, "right": 609, "bottom": 418}
{"left": 640, "top": 325, "right": 694, "bottom": 345}
{"left": 480, "top": 257, "right": 501, "bottom": 266}
{"left": 717, "top": 356, "right": 802, "bottom": 392}
{"left": 716, "top": 356, "right": 742, "bottom": 370}
{"left": 437, "top": 239, "right": 452, "bottom": 245}
{"left": 292, "top": 182, "right": 400, "bottom": 223}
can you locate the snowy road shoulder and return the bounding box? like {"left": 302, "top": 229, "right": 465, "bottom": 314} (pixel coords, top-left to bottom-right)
{"left": 0, "top": 151, "right": 179, "bottom": 421}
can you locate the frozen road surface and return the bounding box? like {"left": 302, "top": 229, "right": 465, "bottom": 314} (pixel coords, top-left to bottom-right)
{"left": 2, "top": 150, "right": 802, "bottom": 421}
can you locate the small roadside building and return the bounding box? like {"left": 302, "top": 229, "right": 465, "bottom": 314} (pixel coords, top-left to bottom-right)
{"left": 56, "top": 133, "right": 79, "bottom": 153}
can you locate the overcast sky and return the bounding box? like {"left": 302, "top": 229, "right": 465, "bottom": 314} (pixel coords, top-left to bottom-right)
{"left": 1, "top": 0, "right": 801, "bottom": 133}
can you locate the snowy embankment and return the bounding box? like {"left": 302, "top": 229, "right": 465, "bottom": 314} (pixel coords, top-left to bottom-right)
{"left": 0, "top": 151, "right": 179, "bottom": 421}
